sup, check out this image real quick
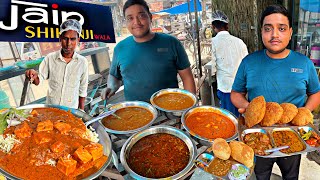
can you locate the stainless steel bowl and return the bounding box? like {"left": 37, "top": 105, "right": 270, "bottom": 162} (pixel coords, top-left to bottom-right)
{"left": 102, "top": 101, "right": 158, "bottom": 137}
{"left": 150, "top": 88, "right": 198, "bottom": 117}
{"left": 0, "top": 104, "right": 112, "bottom": 180}
{"left": 181, "top": 106, "right": 238, "bottom": 147}
{"left": 120, "top": 125, "right": 197, "bottom": 180}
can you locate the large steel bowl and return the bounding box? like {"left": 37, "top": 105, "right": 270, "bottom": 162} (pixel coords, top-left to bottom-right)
{"left": 181, "top": 106, "right": 238, "bottom": 147}
{"left": 102, "top": 101, "right": 158, "bottom": 137}
{"left": 150, "top": 88, "right": 198, "bottom": 117}
{"left": 0, "top": 104, "right": 112, "bottom": 180}
{"left": 120, "top": 125, "right": 197, "bottom": 180}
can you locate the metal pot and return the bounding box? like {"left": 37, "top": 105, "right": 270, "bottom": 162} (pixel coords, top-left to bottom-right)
{"left": 181, "top": 106, "right": 238, "bottom": 147}
{"left": 120, "top": 125, "right": 197, "bottom": 179}
{"left": 0, "top": 104, "right": 113, "bottom": 180}
{"left": 150, "top": 88, "right": 198, "bottom": 118}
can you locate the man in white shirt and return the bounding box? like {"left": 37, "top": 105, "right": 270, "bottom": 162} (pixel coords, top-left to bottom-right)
{"left": 211, "top": 11, "right": 248, "bottom": 117}
{"left": 25, "top": 19, "right": 88, "bottom": 109}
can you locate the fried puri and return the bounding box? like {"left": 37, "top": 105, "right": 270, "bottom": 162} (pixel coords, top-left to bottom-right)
{"left": 291, "top": 107, "right": 313, "bottom": 126}
{"left": 278, "top": 103, "right": 298, "bottom": 124}
{"left": 260, "top": 102, "right": 283, "bottom": 127}
{"left": 244, "top": 96, "right": 266, "bottom": 128}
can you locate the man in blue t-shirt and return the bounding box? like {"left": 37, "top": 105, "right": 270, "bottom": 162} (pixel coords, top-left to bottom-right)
{"left": 231, "top": 5, "right": 320, "bottom": 180}
{"left": 102, "top": 0, "right": 196, "bottom": 101}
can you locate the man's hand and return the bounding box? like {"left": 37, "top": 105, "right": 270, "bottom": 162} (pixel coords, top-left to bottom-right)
{"left": 25, "top": 69, "right": 40, "bottom": 85}
{"left": 101, "top": 87, "right": 116, "bottom": 100}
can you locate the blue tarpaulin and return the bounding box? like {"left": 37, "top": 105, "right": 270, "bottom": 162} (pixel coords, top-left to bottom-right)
{"left": 154, "top": 0, "right": 202, "bottom": 15}
{"left": 300, "top": 0, "right": 320, "bottom": 12}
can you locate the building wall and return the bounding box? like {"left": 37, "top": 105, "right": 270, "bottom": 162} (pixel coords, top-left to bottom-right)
{"left": 211, "top": 0, "right": 279, "bottom": 53}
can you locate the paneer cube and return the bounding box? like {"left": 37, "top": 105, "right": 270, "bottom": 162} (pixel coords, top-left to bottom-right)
{"left": 30, "top": 109, "right": 39, "bottom": 116}
{"left": 36, "top": 120, "right": 53, "bottom": 132}
{"left": 54, "top": 122, "right": 71, "bottom": 134}
{"left": 71, "top": 128, "right": 86, "bottom": 139}
{"left": 14, "top": 122, "right": 33, "bottom": 139}
{"left": 57, "top": 155, "right": 77, "bottom": 176}
{"left": 73, "top": 146, "right": 92, "bottom": 164}
{"left": 50, "top": 141, "right": 66, "bottom": 153}
{"left": 85, "top": 143, "right": 104, "bottom": 161}
{"left": 33, "top": 132, "right": 52, "bottom": 144}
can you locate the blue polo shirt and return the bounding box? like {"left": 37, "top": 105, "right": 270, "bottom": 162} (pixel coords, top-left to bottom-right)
{"left": 110, "top": 33, "right": 190, "bottom": 101}
{"left": 232, "top": 49, "right": 320, "bottom": 107}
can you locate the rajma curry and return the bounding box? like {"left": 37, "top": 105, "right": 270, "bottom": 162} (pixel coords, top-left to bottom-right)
{"left": 128, "top": 133, "right": 190, "bottom": 178}
{"left": 102, "top": 107, "right": 153, "bottom": 131}
{"left": 153, "top": 92, "right": 194, "bottom": 110}
{"left": 0, "top": 108, "right": 107, "bottom": 180}
{"left": 185, "top": 112, "right": 236, "bottom": 139}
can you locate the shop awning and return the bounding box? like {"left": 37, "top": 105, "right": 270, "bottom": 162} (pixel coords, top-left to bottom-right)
{"left": 154, "top": 0, "right": 202, "bottom": 15}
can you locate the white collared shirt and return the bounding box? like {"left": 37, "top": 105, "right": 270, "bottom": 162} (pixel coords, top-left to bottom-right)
{"left": 211, "top": 31, "right": 248, "bottom": 93}
{"left": 38, "top": 50, "right": 88, "bottom": 108}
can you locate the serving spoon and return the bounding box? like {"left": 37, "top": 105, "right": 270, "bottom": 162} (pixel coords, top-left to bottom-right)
{"left": 85, "top": 109, "right": 119, "bottom": 127}
{"left": 265, "top": 146, "right": 289, "bottom": 153}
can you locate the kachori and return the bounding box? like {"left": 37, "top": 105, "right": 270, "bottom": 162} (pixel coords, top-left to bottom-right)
{"left": 291, "top": 107, "right": 313, "bottom": 126}
{"left": 260, "top": 102, "right": 283, "bottom": 127}
{"left": 278, "top": 103, "right": 298, "bottom": 124}
{"left": 229, "top": 141, "right": 254, "bottom": 168}
{"left": 212, "top": 138, "right": 231, "bottom": 160}
{"left": 102, "top": 106, "right": 153, "bottom": 131}
{"left": 244, "top": 96, "right": 266, "bottom": 128}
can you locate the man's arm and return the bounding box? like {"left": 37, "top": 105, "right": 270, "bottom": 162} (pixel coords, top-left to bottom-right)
{"left": 25, "top": 69, "right": 40, "bottom": 85}
{"left": 305, "top": 91, "right": 320, "bottom": 111}
{"left": 102, "top": 74, "right": 122, "bottom": 99}
{"left": 78, "top": 96, "right": 85, "bottom": 110}
{"left": 178, "top": 67, "right": 196, "bottom": 94}
{"left": 230, "top": 90, "right": 249, "bottom": 114}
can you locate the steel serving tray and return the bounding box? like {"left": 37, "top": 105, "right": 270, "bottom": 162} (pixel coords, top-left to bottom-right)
{"left": 238, "top": 116, "right": 320, "bottom": 158}
{"left": 150, "top": 88, "right": 198, "bottom": 117}
{"left": 101, "top": 101, "right": 158, "bottom": 137}
{"left": 194, "top": 151, "right": 254, "bottom": 180}
{"left": 181, "top": 106, "right": 238, "bottom": 147}
{"left": 0, "top": 104, "right": 112, "bottom": 180}
{"left": 120, "top": 125, "right": 197, "bottom": 180}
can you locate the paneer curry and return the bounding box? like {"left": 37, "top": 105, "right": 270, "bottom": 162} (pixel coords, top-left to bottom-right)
{"left": 0, "top": 108, "right": 107, "bottom": 180}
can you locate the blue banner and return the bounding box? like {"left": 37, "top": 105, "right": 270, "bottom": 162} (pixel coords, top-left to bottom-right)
{"left": 0, "top": 0, "right": 115, "bottom": 43}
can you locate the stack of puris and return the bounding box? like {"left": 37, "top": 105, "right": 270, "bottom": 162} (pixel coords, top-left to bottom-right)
{"left": 212, "top": 138, "right": 254, "bottom": 168}
{"left": 244, "top": 96, "right": 313, "bottom": 127}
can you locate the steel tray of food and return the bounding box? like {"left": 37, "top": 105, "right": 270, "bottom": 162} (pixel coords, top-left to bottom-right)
{"left": 181, "top": 106, "right": 238, "bottom": 146}
{"left": 194, "top": 139, "right": 255, "bottom": 180}
{"left": 100, "top": 101, "right": 158, "bottom": 137}
{"left": 120, "top": 125, "right": 197, "bottom": 179}
{"left": 238, "top": 116, "right": 320, "bottom": 158}
{"left": 150, "top": 88, "right": 198, "bottom": 117}
{"left": 0, "top": 104, "right": 112, "bottom": 180}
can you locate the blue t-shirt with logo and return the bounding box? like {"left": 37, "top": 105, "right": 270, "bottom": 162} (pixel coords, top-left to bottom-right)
{"left": 110, "top": 33, "right": 190, "bottom": 101}
{"left": 232, "top": 49, "right": 320, "bottom": 107}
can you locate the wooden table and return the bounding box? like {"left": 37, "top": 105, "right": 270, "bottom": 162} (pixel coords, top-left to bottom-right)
{"left": 98, "top": 112, "right": 209, "bottom": 180}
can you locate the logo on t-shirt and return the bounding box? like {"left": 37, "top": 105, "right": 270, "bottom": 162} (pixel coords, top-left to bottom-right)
{"left": 291, "top": 68, "right": 303, "bottom": 73}
{"left": 157, "top": 48, "right": 168, "bottom": 52}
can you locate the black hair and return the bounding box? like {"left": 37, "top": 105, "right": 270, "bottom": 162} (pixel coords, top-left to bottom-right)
{"left": 260, "top": 4, "right": 292, "bottom": 27}
{"left": 211, "top": 20, "right": 228, "bottom": 30}
{"left": 123, "top": 0, "right": 151, "bottom": 17}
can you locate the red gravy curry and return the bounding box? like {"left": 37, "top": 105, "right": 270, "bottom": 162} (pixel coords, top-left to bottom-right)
{"left": 153, "top": 92, "right": 194, "bottom": 110}
{"left": 127, "top": 133, "right": 190, "bottom": 178}
{"left": 0, "top": 108, "right": 107, "bottom": 180}
{"left": 102, "top": 107, "right": 153, "bottom": 131}
{"left": 185, "top": 112, "right": 235, "bottom": 139}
